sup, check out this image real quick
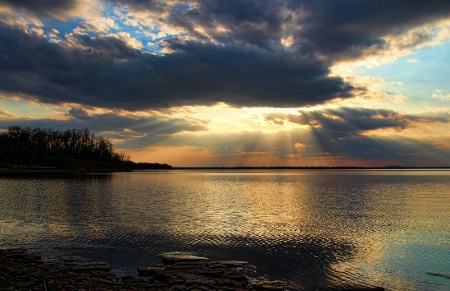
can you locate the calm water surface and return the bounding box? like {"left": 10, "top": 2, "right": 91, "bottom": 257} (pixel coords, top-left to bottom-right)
{"left": 1, "top": 170, "right": 449, "bottom": 290}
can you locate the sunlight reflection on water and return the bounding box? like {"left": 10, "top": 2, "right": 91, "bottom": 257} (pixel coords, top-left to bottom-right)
{"left": 1, "top": 170, "right": 449, "bottom": 290}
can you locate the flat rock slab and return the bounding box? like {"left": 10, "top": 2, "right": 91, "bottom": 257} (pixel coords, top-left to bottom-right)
{"left": 208, "top": 260, "right": 249, "bottom": 268}
{"left": 158, "top": 252, "right": 208, "bottom": 264}
{"left": 137, "top": 257, "right": 262, "bottom": 290}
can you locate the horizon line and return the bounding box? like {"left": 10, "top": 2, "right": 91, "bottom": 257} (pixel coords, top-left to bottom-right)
{"left": 170, "top": 166, "right": 450, "bottom": 170}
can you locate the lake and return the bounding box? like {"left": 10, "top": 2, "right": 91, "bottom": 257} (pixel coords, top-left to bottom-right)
{"left": 0, "top": 169, "right": 449, "bottom": 290}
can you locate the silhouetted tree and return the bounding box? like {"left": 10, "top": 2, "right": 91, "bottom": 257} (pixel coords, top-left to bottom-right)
{"left": 0, "top": 126, "right": 131, "bottom": 170}
{"left": 0, "top": 126, "right": 172, "bottom": 171}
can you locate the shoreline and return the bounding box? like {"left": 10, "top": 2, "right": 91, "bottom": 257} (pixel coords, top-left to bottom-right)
{"left": 2, "top": 166, "right": 449, "bottom": 174}
{"left": 0, "top": 248, "right": 386, "bottom": 291}
{"left": 0, "top": 248, "right": 286, "bottom": 290}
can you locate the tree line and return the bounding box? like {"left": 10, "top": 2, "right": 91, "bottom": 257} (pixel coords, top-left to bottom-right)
{"left": 0, "top": 126, "right": 171, "bottom": 170}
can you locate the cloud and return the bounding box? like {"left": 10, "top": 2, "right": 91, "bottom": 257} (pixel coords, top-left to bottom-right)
{"left": 296, "top": 0, "right": 450, "bottom": 61}
{"left": 74, "top": 18, "right": 116, "bottom": 34}
{"left": 1, "top": 1, "right": 450, "bottom": 111}
{"left": 0, "top": 107, "right": 207, "bottom": 138}
{"left": 0, "top": 20, "right": 353, "bottom": 110}
{"left": 308, "top": 134, "right": 450, "bottom": 167}
{"left": 0, "top": 0, "right": 100, "bottom": 21}
{"left": 264, "top": 107, "right": 450, "bottom": 139}
{"left": 112, "top": 0, "right": 450, "bottom": 60}
{"left": 432, "top": 89, "right": 450, "bottom": 101}
{"left": 0, "top": 109, "right": 16, "bottom": 119}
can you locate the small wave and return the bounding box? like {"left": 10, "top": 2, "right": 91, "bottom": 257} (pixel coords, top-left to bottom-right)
{"left": 426, "top": 272, "right": 450, "bottom": 280}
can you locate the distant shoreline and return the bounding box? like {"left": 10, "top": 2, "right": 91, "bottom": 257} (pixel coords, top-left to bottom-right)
{"left": 172, "top": 166, "right": 450, "bottom": 170}
{"left": 1, "top": 166, "right": 450, "bottom": 174}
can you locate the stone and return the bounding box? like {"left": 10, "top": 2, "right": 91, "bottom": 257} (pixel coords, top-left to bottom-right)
{"left": 209, "top": 261, "right": 248, "bottom": 268}
{"left": 249, "top": 278, "right": 287, "bottom": 290}
{"left": 158, "top": 252, "right": 208, "bottom": 264}
{"left": 173, "top": 261, "right": 205, "bottom": 267}
{"left": 167, "top": 284, "right": 187, "bottom": 290}
{"left": 230, "top": 279, "right": 244, "bottom": 288}
{"left": 70, "top": 264, "right": 112, "bottom": 273}
{"left": 222, "top": 270, "right": 248, "bottom": 281}
{"left": 215, "top": 277, "right": 232, "bottom": 286}
{"left": 166, "top": 263, "right": 204, "bottom": 270}
{"left": 8, "top": 248, "right": 392, "bottom": 290}
{"left": 137, "top": 266, "right": 165, "bottom": 276}
{"left": 178, "top": 273, "right": 203, "bottom": 283}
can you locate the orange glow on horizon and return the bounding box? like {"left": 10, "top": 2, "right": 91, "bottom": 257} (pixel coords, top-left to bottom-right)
{"left": 122, "top": 146, "right": 401, "bottom": 168}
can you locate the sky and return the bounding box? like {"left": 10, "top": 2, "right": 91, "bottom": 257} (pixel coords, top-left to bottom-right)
{"left": 1, "top": 0, "right": 450, "bottom": 167}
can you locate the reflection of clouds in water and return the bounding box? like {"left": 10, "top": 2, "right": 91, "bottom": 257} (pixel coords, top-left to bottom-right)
{"left": 0, "top": 174, "right": 114, "bottom": 248}
{"left": 328, "top": 172, "right": 450, "bottom": 290}
{"left": 1, "top": 171, "right": 449, "bottom": 290}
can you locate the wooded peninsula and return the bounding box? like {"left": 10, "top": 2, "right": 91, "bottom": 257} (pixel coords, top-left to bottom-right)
{"left": 0, "top": 126, "right": 172, "bottom": 172}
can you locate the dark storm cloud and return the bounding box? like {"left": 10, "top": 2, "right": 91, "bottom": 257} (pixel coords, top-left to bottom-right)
{"left": 1, "top": 0, "right": 450, "bottom": 110}
{"left": 0, "top": 0, "right": 81, "bottom": 19}
{"left": 107, "top": 0, "right": 168, "bottom": 12}
{"left": 167, "top": 0, "right": 285, "bottom": 49}
{"left": 301, "top": 107, "right": 410, "bottom": 139}
{"left": 66, "top": 33, "right": 139, "bottom": 58}
{"left": 0, "top": 22, "right": 352, "bottom": 109}
{"left": 295, "top": 0, "right": 450, "bottom": 60}
{"left": 0, "top": 23, "right": 142, "bottom": 107}
{"left": 126, "top": 0, "right": 450, "bottom": 58}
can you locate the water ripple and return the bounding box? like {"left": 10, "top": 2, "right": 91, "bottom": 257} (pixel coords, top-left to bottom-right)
{"left": 1, "top": 170, "right": 450, "bottom": 290}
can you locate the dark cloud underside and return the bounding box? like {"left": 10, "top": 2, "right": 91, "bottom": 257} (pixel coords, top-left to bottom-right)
{"left": 1, "top": 0, "right": 450, "bottom": 110}
{"left": 0, "top": 0, "right": 80, "bottom": 19}
{"left": 0, "top": 22, "right": 352, "bottom": 109}
{"left": 297, "top": 0, "right": 450, "bottom": 60}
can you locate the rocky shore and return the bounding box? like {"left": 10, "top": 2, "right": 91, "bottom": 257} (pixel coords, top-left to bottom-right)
{"left": 0, "top": 249, "right": 287, "bottom": 290}
{"left": 0, "top": 249, "right": 385, "bottom": 291}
